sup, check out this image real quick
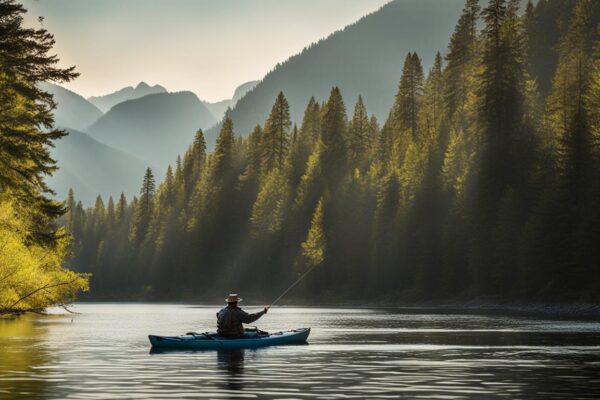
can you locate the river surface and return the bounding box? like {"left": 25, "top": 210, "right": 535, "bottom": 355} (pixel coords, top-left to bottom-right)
{"left": 1, "top": 303, "right": 600, "bottom": 399}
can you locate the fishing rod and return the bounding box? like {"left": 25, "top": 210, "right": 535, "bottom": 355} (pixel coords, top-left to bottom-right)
{"left": 270, "top": 264, "right": 319, "bottom": 307}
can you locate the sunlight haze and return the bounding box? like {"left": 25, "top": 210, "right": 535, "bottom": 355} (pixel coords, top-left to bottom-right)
{"left": 22, "top": 0, "right": 390, "bottom": 101}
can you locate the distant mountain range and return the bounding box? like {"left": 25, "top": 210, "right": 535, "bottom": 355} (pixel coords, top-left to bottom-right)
{"left": 48, "top": 129, "right": 149, "bottom": 205}
{"left": 206, "top": 0, "right": 464, "bottom": 139}
{"left": 46, "top": 80, "right": 258, "bottom": 204}
{"left": 88, "top": 82, "right": 167, "bottom": 113}
{"left": 86, "top": 91, "right": 217, "bottom": 173}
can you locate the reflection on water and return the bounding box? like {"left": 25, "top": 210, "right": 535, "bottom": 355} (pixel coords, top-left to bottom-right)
{"left": 1, "top": 304, "right": 600, "bottom": 399}
{"left": 0, "top": 316, "right": 53, "bottom": 398}
{"left": 217, "top": 349, "right": 245, "bottom": 391}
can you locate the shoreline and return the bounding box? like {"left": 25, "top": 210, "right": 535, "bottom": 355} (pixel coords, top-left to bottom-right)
{"left": 61, "top": 299, "right": 600, "bottom": 319}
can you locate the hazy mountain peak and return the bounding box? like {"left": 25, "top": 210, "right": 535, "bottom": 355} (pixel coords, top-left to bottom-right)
{"left": 135, "top": 81, "right": 150, "bottom": 90}
{"left": 86, "top": 90, "right": 217, "bottom": 173}
{"left": 89, "top": 82, "right": 168, "bottom": 113}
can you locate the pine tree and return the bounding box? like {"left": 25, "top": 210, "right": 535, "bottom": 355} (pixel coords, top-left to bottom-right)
{"left": 116, "top": 193, "right": 127, "bottom": 221}
{"left": 183, "top": 129, "right": 207, "bottom": 195}
{"left": 212, "top": 117, "right": 236, "bottom": 179}
{"left": 320, "top": 87, "right": 348, "bottom": 187}
{"left": 130, "top": 167, "right": 156, "bottom": 245}
{"left": 0, "top": 0, "right": 78, "bottom": 246}
{"left": 444, "top": 0, "right": 480, "bottom": 118}
{"left": 421, "top": 52, "right": 444, "bottom": 145}
{"left": 243, "top": 125, "right": 264, "bottom": 179}
{"left": 300, "top": 96, "right": 321, "bottom": 144}
{"left": 348, "top": 96, "right": 370, "bottom": 169}
{"left": 478, "top": 0, "right": 528, "bottom": 201}
{"left": 301, "top": 197, "right": 326, "bottom": 266}
{"left": 262, "top": 91, "right": 292, "bottom": 171}
{"left": 392, "top": 53, "right": 425, "bottom": 139}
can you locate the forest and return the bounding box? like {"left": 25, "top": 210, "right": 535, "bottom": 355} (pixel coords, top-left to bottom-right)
{"left": 0, "top": 0, "right": 88, "bottom": 314}
{"left": 66, "top": 0, "right": 600, "bottom": 303}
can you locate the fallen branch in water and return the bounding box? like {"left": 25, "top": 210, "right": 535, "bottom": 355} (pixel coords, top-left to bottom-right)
{"left": 0, "top": 307, "right": 46, "bottom": 316}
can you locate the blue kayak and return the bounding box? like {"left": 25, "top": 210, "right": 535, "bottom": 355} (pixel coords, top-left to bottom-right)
{"left": 149, "top": 328, "right": 310, "bottom": 350}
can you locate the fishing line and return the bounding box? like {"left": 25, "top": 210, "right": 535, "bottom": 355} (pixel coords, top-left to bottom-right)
{"left": 270, "top": 264, "right": 319, "bottom": 306}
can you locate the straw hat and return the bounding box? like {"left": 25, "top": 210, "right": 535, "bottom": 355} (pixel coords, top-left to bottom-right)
{"left": 225, "top": 294, "right": 243, "bottom": 303}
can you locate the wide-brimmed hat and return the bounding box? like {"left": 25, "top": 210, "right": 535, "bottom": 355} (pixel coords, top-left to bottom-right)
{"left": 225, "top": 294, "right": 242, "bottom": 303}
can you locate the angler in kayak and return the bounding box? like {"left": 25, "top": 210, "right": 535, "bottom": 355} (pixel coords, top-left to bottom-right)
{"left": 217, "top": 294, "right": 270, "bottom": 338}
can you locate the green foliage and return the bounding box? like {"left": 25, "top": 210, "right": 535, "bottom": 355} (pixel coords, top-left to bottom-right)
{"left": 301, "top": 198, "right": 326, "bottom": 266}
{"left": 0, "top": 0, "right": 88, "bottom": 313}
{"left": 392, "top": 52, "right": 424, "bottom": 139}
{"left": 262, "top": 92, "right": 292, "bottom": 171}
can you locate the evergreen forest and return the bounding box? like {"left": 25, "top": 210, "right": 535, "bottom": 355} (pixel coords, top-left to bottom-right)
{"left": 66, "top": 0, "right": 600, "bottom": 303}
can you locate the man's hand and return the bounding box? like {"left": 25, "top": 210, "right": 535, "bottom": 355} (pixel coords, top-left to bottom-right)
{"left": 264, "top": 305, "right": 270, "bottom": 314}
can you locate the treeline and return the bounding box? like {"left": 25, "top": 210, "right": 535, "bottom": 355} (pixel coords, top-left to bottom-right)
{"left": 0, "top": 0, "right": 88, "bottom": 314}
{"left": 67, "top": 0, "right": 600, "bottom": 303}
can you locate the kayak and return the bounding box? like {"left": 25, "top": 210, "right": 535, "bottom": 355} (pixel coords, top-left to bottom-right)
{"left": 148, "top": 327, "right": 310, "bottom": 350}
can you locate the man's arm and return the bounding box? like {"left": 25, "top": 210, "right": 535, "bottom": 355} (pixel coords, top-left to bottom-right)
{"left": 237, "top": 307, "right": 268, "bottom": 324}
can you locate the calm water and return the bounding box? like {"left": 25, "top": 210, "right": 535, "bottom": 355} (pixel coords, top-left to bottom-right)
{"left": 1, "top": 304, "right": 600, "bottom": 399}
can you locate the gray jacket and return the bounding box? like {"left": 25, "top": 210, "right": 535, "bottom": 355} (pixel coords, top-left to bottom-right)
{"left": 216, "top": 306, "right": 266, "bottom": 337}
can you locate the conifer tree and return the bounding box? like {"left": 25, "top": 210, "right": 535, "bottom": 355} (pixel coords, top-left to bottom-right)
{"left": 301, "top": 197, "right": 326, "bottom": 266}
{"left": 183, "top": 130, "right": 206, "bottom": 195}
{"left": 392, "top": 52, "right": 424, "bottom": 139}
{"left": 300, "top": 97, "right": 321, "bottom": 144}
{"left": 320, "top": 87, "right": 348, "bottom": 186}
{"left": 478, "top": 0, "right": 528, "bottom": 200}
{"left": 0, "top": 0, "right": 78, "bottom": 246}
{"left": 348, "top": 96, "right": 370, "bottom": 169}
{"left": 212, "top": 117, "right": 236, "bottom": 180}
{"left": 243, "top": 125, "right": 264, "bottom": 179}
{"left": 130, "top": 167, "right": 155, "bottom": 245}
{"left": 421, "top": 52, "right": 445, "bottom": 144}
{"left": 262, "top": 91, "right": 292, "bottom": 171}
{"left": 444, "top": 0, "right": 480, "bottom": 118}
{"left": 116, "top": 193, "right": 127, "bottom": 221}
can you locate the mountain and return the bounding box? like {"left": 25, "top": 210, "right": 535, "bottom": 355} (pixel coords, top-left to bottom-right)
{"left": 203, "top": 80, "right": 259, "bottom": 121}
{"left": 86, "top": 91, "right": 218, "bottom": 173}
{"left": 206, "top": 0, "right": 465, "bottom": 142}
{"left": 88, "top": 81, "right": 167, "bottom": 112}
{"left": 39, "top": 82, "right": 104, "bottom": 131}
{"left": 47, "top": 129, "right": 149, "bottom": 205}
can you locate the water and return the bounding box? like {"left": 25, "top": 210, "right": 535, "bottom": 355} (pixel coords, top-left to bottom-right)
{"left": 1, "top": 304, "right": 600, "bottom": 399}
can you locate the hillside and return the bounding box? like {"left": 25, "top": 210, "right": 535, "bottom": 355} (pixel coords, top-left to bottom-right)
{"left": 47, "top": 129, "right": 149, "bottom": 205}
{"left": 88, "top": 81, "right": 167, "bottom": 112}
{"left": 86, "top": 91, "right": 217, "bottom": 173}
{"left": 39, "top": 82, "right": 103, "bottom": 131}
{"left": 205, "top": 0, "right": 465, "bottom": 142}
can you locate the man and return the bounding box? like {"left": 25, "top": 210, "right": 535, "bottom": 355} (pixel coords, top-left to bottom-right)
{"left": 217, "top": 294, "right": 269, "bottom": 338}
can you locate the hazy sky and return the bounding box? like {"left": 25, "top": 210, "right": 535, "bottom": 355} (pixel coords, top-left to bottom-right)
{"left": 22, "top": 0, "right": 390, "bottom": 102}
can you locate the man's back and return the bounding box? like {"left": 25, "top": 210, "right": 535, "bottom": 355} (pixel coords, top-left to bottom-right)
{"left": 217, "top": 305, "right": 266, "bottom": 338}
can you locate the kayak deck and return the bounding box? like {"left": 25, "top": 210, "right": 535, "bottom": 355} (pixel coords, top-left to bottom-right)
{"left": 149, "top": 327, "right": 310, "bottom": 350}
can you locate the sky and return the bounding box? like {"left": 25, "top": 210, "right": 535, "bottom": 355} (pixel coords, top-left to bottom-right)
{"left": 22, "top": 0, "right": 390, "bottom": 102}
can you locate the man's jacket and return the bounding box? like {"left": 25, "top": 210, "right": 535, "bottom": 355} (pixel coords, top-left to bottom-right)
{"left": 216, "top": 306, "right": 266, "bottom": 337}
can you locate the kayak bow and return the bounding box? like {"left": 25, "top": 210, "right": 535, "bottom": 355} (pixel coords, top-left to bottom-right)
{"left": 149, "top": 327, "right": 310, "bottom": 350}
